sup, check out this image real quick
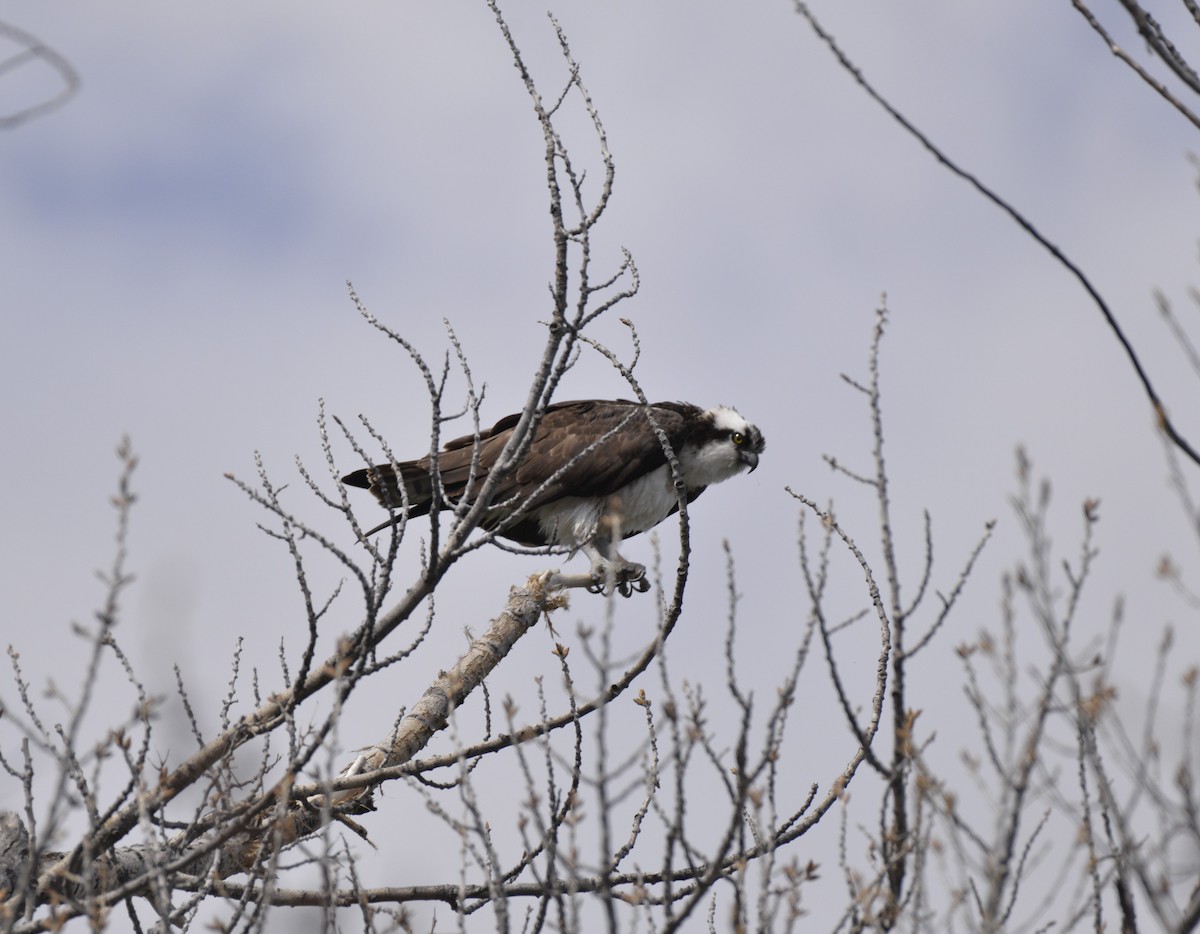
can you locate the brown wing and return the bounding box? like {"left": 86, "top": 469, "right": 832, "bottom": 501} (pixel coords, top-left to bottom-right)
{"left": 344, "top": 399, "right": 698, "bottom": 522}
{"left": 491, "top": 400, "right": 695, "bottom": 511}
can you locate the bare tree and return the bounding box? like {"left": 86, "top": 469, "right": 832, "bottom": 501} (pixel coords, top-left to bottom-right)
{"left": 6, "top": 3, "right": 1200, "bottom": 933}
{"left": 0, "top": 7, "right": 897, "bottom": 932}
{"left": 785, "top": 4, "right": 1200, "bottom": 932}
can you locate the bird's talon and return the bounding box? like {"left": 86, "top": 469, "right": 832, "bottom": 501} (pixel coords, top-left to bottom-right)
{"left": 589, "top": 560, "right": 650, "bottom": 597}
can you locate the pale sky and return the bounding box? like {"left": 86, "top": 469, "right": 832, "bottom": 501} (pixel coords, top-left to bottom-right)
{"left": 3, "top": 2, "right": 1199, "bottom": 930}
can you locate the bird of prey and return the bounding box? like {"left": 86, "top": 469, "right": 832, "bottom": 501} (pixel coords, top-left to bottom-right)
{"left": 342, "top": 399, "right": 765, "bottom": 595}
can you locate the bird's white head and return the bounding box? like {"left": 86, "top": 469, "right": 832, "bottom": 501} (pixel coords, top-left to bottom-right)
{"left": 679, "top": 406, "right": 766, "bottom": 488}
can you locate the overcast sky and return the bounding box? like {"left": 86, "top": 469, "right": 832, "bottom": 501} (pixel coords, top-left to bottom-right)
{"left": 3, "top": 2, "right": 1200, "bottom": 930}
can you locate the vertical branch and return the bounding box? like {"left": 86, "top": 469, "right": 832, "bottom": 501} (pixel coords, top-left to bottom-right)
{"left": 857, "top": 303, "right": 916, "bottom": 925}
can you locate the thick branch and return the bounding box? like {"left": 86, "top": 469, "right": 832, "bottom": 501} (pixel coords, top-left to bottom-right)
{"left": 18, "top": 575, "right": 566, "bottom": 921}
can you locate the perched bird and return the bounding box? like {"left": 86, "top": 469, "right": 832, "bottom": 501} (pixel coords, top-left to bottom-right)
{"left": 342, "top": 399, "right": 765, "bottom": 595}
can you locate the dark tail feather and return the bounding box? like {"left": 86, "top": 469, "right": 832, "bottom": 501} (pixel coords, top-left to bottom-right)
{"left": 363, "top": 514, "right": 406, "bottom": 537}
{"left": 342, "top": 463, "right": 436, "bottom": 531}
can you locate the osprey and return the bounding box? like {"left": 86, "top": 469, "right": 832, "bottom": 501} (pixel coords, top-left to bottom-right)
{"left": 342, "top": 399, "right": 765, "bottom": 595}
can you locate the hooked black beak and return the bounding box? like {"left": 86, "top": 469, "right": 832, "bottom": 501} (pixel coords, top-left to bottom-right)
{"left": 741, "top": 450, "right": 760, "bottom": 473}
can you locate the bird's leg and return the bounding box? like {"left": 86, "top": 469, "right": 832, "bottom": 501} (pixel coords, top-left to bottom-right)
{"left": 581, "top": 536, "right": 650, "bottom": 598}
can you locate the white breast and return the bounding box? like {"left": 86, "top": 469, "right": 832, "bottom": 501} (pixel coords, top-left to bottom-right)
{"left": 532, "top": 463, "right": 679, "bottom": 548}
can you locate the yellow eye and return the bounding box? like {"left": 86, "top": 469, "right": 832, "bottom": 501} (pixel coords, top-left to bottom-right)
{"left": 731, "top": 432, "right": 745, "bottom": 446}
